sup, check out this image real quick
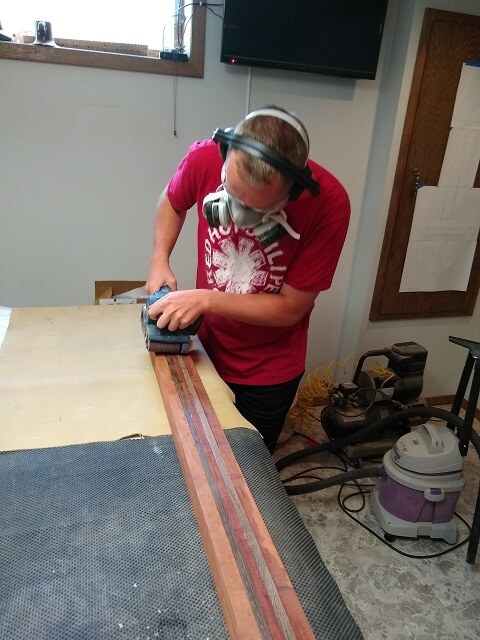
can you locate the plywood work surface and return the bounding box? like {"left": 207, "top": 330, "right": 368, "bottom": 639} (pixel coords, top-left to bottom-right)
{"left": 0, "top": 304, "right": 251, "bottom": 451}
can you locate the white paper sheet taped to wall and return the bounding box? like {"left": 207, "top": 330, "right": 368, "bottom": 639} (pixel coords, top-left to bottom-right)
{"left": 399, "top": 186, "right": 480, "bottom": 292}
{"left": 400, "top": 61, "right": 480, "bottom": 293}
{"left": 450, "top": 60, "right": 480, "bottom": 130}
{"left": 438, "top": 128, "right": 480, "bottom": 188}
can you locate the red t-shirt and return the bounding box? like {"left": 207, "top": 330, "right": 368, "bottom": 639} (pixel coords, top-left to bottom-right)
{"left": 167, "top": 139, "right": 350, "bottom": 385}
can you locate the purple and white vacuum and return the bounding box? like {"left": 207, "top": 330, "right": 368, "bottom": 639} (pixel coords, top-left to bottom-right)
{"left": 370, "top": 421, "right": 465, "bottom": 544}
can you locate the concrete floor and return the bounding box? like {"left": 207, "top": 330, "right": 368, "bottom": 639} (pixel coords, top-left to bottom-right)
{"left": 274, "top": 406, "right": 480, "bottom": 640}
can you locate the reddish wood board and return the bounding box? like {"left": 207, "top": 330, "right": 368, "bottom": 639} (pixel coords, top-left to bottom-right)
{"left": 150, "top": 352, "right": 316, "bottom": 640}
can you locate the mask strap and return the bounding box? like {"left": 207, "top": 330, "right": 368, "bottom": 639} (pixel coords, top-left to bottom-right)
{"left": 261, "top": 211, "right": 300, "bottom": 240}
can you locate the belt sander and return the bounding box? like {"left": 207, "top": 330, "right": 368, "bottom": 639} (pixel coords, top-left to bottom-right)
{"left": 141, "top": 286, "right": 203, "bottom": 354}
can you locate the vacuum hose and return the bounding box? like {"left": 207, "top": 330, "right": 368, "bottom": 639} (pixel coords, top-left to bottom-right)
{"left": 284, "top": 467, "right": 382, "bottom": 496}
{"left": 276, "top": 406, "right": 471, "bottom": 473}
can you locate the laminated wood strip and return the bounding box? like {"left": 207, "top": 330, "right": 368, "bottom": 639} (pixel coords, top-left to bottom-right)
{"left": 150, "top": 352, "right": 316, "bottom": 640}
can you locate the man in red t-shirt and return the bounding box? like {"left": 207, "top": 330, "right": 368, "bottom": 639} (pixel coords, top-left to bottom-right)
{"left": 146, "top": 107, "right": 350, "bottom": 452}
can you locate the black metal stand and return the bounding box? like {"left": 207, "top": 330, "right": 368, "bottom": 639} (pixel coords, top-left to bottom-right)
{"left": 448, "top": 336, "right": 480, "bottom": 565}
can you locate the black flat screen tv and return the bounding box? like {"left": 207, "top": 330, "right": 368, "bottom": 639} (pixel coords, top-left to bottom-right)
{"left": 221, "top": 0, "right": 389, "bottom": 80}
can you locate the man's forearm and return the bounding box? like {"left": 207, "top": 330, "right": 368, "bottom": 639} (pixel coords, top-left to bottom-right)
{"left": 146, "top": 190, "right": 188, "bottom": 293}
{"left": 202, "top": 289, "right": 310, "bottom": 327}
{"left": 151, "top": 189, "right": 187, "bottom": 263}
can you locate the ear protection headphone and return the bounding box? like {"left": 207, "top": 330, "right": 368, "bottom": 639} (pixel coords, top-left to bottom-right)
{"left": 212, "top": 108, "right": 320, "bottom": 200}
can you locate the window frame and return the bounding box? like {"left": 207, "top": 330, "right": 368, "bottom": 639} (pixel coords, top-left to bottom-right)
{"left": 0, "top": 5, "right": 206, "bottom": 78}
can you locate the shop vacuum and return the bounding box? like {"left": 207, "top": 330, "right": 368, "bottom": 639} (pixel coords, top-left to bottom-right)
{"left": 370, "top": 421, "right": 464, "bottom": 544}
{"left": 276, "top": 336, "right": 480, "bottom": 564}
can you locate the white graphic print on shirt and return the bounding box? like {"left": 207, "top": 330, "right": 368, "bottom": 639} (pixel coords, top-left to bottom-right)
{"left": 204, "top": 226, "right": 287, "bottom": 294}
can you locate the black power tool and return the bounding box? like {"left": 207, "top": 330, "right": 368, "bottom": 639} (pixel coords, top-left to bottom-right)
{"left": 321, "top": 342, "right": 428, "bottom": 454}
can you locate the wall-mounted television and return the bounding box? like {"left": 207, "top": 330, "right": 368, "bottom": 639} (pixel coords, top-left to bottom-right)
{"left": 221, "top": 0, "right": 389, "bottom": 80}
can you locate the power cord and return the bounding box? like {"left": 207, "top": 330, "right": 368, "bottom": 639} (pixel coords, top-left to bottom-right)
{"left": 326, "top": 385, "right": 405, "bottom": 419}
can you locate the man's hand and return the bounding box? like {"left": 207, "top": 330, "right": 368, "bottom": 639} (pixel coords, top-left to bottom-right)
{"left": 148, "top": 289, "right": 207, "bottom": 331}
{"left": 145, "top": 261, "right": 177, "bottom": 295}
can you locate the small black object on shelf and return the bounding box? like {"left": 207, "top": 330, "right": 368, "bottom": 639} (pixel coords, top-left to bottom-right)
{"left": 160, "top": 48, "right": 188, "bottom": 62}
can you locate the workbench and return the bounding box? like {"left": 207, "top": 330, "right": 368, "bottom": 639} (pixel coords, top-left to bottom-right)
{"left": 0, "top": 304, "right": 250, "bottom": 451}
{"left": 0, "top": 304, "right": 363, "bottom": 639}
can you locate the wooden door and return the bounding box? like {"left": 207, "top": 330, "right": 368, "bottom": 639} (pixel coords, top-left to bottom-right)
{"left": 370, "top": 9, "right": 480, "bottom": 320}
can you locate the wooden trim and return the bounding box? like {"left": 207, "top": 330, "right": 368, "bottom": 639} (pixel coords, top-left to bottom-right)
{"left": 0, "top": 7, "right": 206, "bottom": 78}
{"left": 150, "top": 352, "right": 315, "bottom": 640}
{"left": 425, "top": 395, "right": 455, "bottom": 407}
{"left": 425, "top": 395, "right": 480, "bottom": 420}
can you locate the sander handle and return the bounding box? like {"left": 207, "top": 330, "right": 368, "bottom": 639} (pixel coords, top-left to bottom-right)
{"left": 147, "top": 286, "right": 203, "bottom": 335}
{"left": 148, "top": 285, "right": 173, "bottom": 306}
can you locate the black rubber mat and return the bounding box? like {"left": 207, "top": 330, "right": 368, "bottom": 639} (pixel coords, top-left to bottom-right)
{"left": 0, "top": 428, "right": 363, "bottom": 639}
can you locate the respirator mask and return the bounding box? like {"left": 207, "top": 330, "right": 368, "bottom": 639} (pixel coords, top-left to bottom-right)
{"left": 204, "top": 108, "right": 321, "bottom": 245}
{"left": 202, "top": 168, "right": 300, "bottom": 246}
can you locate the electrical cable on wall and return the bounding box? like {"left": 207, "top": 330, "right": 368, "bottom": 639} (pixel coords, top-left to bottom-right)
{"left": 245, "top": 66, "right": 252, "bottom": 115}
{"left": 168, "top": 2, "right": 224, "bottom": 137}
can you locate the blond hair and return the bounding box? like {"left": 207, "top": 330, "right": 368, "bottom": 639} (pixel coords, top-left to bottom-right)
{"left": 233, "top": 107, "right": 308, "bottom": 186}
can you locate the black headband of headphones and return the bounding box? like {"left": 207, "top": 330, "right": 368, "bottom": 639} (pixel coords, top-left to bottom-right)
{"left": 212, "top": 127, "right": 320, "bottom": 198}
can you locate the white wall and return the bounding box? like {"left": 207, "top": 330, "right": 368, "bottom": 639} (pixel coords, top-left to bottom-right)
{"left": 0, "top": 0, "right": 479, "bottom": 399}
